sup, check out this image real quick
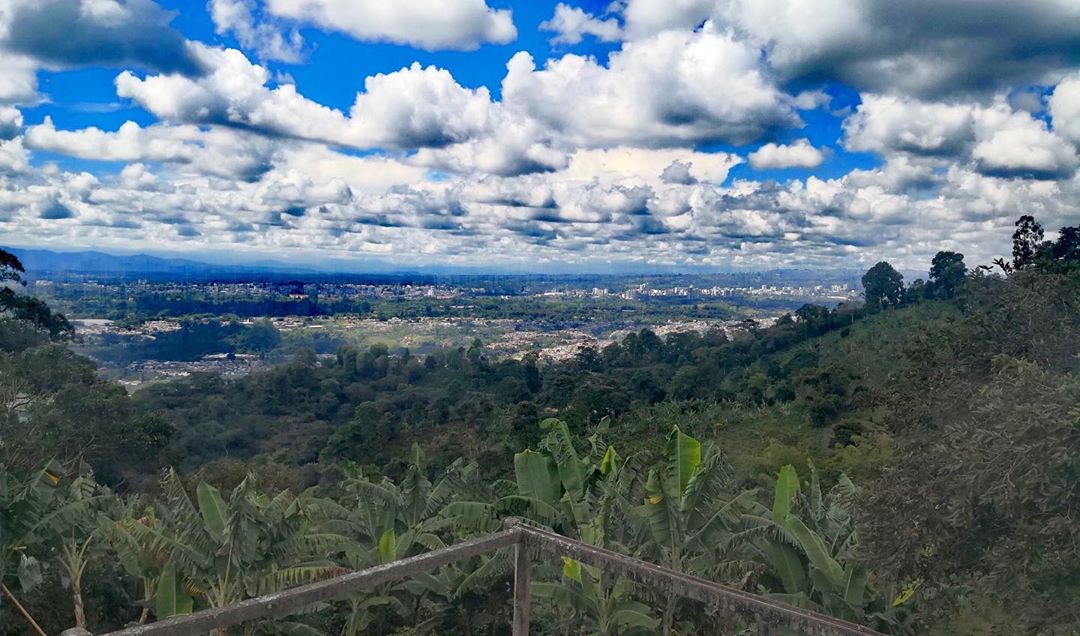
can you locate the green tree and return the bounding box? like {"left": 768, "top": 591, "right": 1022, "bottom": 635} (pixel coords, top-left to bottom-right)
{"left": 0, "top": 248, "right": 72, "bottom": 338}
{"left": 927, "top": 251, "right": 965, "bottom": 299}
{"left": 1050, "top": 224, "right": 1080, "bottom": 264}
{"left": 0, "top": 248, "right": 24, "bottom": 286}
{"left": 861, "top": 262, "right": 905, "bottom": 309}
{"left": 1011, "top": 215, "right": 1044, "bottom": 269}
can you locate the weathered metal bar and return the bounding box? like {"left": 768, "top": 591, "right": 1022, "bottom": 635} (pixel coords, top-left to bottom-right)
{"left": 100, "top": 528, "right": 521, "bottom": 636}
{"left": 516, "top": 524, "right": 884, "bottom": 636}
{"left": 512, "top": 542, "right": 531, "bottom": 636}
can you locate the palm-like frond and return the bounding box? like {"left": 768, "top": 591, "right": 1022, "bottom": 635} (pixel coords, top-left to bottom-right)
{"left": 454, "top": 550, "right": 511, "bottom": 597}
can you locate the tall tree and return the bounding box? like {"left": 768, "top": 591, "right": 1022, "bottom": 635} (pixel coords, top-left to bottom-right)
{"left": 1051, "top": 225, "right": 1080, "bottom": 263}
{"left": 1012, "top": 215, "right": 1044, "bottom": 269}
{"left": 927, "top": 251, "right": 966, "bottom": 299}
{"left": 0, "top": 247, "right": 72, "bottom": 339}
{"left": 861, "top": 262, "right": 905, "bottom": 309}
{"left": 0, "top": 248, "right": 24, "bottom": 286}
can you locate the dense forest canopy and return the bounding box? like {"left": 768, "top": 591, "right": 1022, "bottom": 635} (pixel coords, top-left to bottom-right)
{"left": 1, "top": 216, "right": 1078, "bottom": 634}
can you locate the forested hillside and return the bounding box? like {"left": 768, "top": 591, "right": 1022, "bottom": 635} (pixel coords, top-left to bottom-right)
{"left": 1, "top": 216, "right": 1078, "bottom": 634}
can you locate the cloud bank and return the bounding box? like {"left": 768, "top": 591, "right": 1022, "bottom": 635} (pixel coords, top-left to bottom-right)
{"left": 2, "top": 0, "right": 1080, "bottom": 272}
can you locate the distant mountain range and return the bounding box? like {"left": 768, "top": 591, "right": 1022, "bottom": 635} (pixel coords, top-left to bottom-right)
{"left": 3, "top": 246, "right": 870, "bottom": 285}
{"left": 6, "top": 247, "right": 319, "bottom": 280}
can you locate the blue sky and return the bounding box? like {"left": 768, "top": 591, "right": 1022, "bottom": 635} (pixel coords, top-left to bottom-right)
{"left": 1, "top": 0, "right": 1080, "bottom": 272}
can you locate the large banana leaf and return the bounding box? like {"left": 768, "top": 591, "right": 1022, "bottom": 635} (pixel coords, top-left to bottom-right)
{"left": 562, "top": 556, "right": 583, "bottom": 583}
{"left": 599, "top": 446, "right": 621, "bottom": 475}
{"left": 665, "top": 427, "right": 701, "bottom": 501}
{"left": 377, "top": 528, "right": 397, "bottom": 564}
{"left": 680, "top": 450, "right": 730, "bottom": 518}
{"left": 842, "top": 565, "right": 869, "bottom": 608}
{"left": 761, "top": 541, "right": 810, "bottom": 595}
{"left": 513, "top": 450, "right": 561, "bottom": 504}
{"left": 454, "top": 550, "right": 511, "bottom": 596}
{"left": 772, "top": 464, "right": 800, "bottom": 522}
{"left": 155, "top": 561, "right": 193, "bottom": 619}
{"left": 610, "top": 604, "right": 660, "bottom": 631}
{"left": 541, "top": 418, "right": 589, "bottom": 497}
{"left": 99, "top": 516, "right": 147, "bottom": 579}
{"left": 196, "top": 483, "right": 228, "bottom": 541}
{"left": 643, "top": 469, "right": 678, "bottom": 554}
{"left": 784, "top": 515, "right": 845, "bottom": 591}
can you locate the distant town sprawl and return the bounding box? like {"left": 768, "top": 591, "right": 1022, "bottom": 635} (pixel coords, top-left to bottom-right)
{"left": 30, "top": 273, "right": 861, "bottom": 387}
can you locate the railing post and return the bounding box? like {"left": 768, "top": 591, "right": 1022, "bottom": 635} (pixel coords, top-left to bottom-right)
{"left": 512, "top": 541, "right": 531, "bottom": 636}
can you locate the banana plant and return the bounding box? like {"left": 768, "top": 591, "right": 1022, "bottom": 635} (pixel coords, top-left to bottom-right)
{"left": 446, "top": 418, "right": 638, "bottom": 546}
{"left": 533, "top": 557, "right": 658, "bottom": 636}
{"left": 125, "top": 470, "right": 350, "bottom": 632}
{"left": 447, "top": 419, "right": 656, "bottom": 633}
{"left": 331, "top": 445, "right": 478, "bottom": 635}
{"left": 98, "top": 506, "right": 173, "bottom": 624}
{"left": 0, "top": 461, "right": 67, "bottom": 636}
{"left": 732, "top": 463, "right": 878, "bottom": 624}
{"left": 1, "top": 461, "right": 119, "bottom": 632}
{"left": 637, "top": 427, "right": 753, "bottom": 634}
{"left": 401, "top": 554, "right": 513, "bottom": 635}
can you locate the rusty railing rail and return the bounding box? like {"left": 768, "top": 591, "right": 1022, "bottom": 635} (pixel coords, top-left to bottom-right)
{"left": 64, "top": 522, "right": 884, "bottom": 636}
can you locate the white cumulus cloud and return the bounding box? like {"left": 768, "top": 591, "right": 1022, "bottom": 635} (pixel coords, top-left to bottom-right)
{"left": 263, "top": 0, "right": 516, "bottom": 50}
{"left": 615, "top": 0, "right": 1080, "bottom": 99}
{"left": 540, "top": 4, "right": 622, "bottom": 45}
{"left": 748, "top": 140, "right": 824, "bottom": 169}
{"left": 502, "top": 25, "right": 800, "bottom": 147}
{"left": 1049, "top": 75, "right": 1080, "bottom": 146}
{"left": 208, "top": 0, "right": 303, "bottom": 63}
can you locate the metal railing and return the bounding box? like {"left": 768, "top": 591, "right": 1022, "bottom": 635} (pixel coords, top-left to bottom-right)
{"left": 66, "top": 522, "right": 884, "bottom": 636}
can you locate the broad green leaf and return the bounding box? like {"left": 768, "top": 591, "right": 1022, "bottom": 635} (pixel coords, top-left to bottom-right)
{"left": 666, "top": 427, "right": 701, "bottom": 499}
{"left": 645, "top": 468, "right": 663, "bottom": 506}
{"left": 377, "top": 528, "right": 397, "bottom": 564}
{"left": 599, "top": 446, "right": 621, "bottom": 475}
{"left": 539, "top": 417, "right": 563, "bottom": 430}
{"left": 513, "top": 450, "right": 560, "bottom": 504}
{"left": 772, "top": 464, "right": 800, "bottom": 522}
{"left": 767, "top": 591, "right": 815, "bottom": 609}
{"left": 561, "top": 556, "right": 582, "bottom": 583}
{"left": 409, "top": 443, "right": 426, "bottom": 471}
{"left": 843, "top": 566, "right": 869, "bottom": 608}
{"left": 761, "top": 542, "right": 809, "bottom": 595}
{"left": 785, "top": 515, "right": 845, "bottom": 591}
{"left": 196, "top": 482, "right": 228, "bottom": 540}
{"left": 155, "top": 562, "right": 193, "bottom": 619}
{"left": 107, "top": 522, "right": 146, "bottom": 578}
{"left": 542, "top": 419, "right": 587, "bottom": 497}
{"left": 611, "top": 607, "right": 660, "bottom": 629}
{"left": 643, "top": 469, "right": 676, "bottom": 549}
{"left": 402, "top": 571, "right": 444, "bottom": 597}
